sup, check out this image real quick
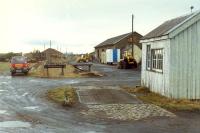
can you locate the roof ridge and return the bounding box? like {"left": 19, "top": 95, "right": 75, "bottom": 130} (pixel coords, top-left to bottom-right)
{"left": 165, "top": 10, "right": 200, "bottom": 35}
{"left": 165, "top": 13, "right": 193, "bottom": 23}
{"left": 142, "top": 11, "right": 200, "bottom": 40}
{"left": 95, "top": 32, "right": 141, "bottom": 48}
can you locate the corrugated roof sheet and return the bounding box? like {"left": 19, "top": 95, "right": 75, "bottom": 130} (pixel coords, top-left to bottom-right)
{"left": 95, "top": 32, "right": 131, "bottom": 48}
{"left": 143, "top": 13, "right": 194, "bottom": 39}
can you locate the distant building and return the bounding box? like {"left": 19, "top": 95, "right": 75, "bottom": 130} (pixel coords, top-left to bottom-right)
{"left": 94, "top": 32, "right": 143, "bottom": 63}
{"left": 141, "top": 11, "right": 200, "bottom": 99}
{"left": 41, "top": 48, "right": 64, "bottom": 63}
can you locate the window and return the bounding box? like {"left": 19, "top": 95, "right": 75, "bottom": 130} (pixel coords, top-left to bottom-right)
{"left": 146, "top": 45, "right": 151, "bottom": 70}
{"left": 151, "top": 49, "right": 163, "bottom": 72}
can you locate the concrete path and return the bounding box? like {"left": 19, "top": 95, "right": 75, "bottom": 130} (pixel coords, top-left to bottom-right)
{"left": 77, "top": 87, "right": 141, "bottom": 105}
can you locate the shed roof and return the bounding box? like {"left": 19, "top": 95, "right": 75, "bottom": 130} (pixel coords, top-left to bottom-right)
{"left": 142, "top": 13, "right": 194, "bottom": 40}
{"left": 42, "top": 48, "right": 63, "bottom": 55}
{"left": 95, "top": 32, "right": 142, "bottom": 48}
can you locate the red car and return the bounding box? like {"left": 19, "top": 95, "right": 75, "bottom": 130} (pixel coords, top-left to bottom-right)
{"left": 10, "top": 56, "right": 30, "bottom": 75}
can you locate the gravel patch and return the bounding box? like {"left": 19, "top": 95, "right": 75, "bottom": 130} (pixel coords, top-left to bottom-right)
{"left": 82, "top": 104, "right": 175, "bottom": 121}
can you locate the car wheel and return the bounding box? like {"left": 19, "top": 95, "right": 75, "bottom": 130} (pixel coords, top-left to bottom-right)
{"left": 24, "top": 72, "right": 28, "bottom": 75}
{"left": 11, "top": 72, "right": 15, "bottom": 76}
{"left": 122, "top": 61, "right": 127, "bottom": 69}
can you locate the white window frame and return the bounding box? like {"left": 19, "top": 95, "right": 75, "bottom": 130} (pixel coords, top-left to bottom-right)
{"left": 151, "top": 49, "right": 163, "bottom": 73}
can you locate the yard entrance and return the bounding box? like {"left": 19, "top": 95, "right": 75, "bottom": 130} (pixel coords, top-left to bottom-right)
{"left": 76, "top": 86, "right": 175, "bottom": 121}
{"left": 77, "top": 88, "right": 141, "bottom": 105}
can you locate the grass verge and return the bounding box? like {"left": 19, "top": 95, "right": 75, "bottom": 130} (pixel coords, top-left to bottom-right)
{"left": 123, "top": 86, "right": 200, "bottom": 111}
{"left": 0, "top": 62, "right": 9, "bottom": 72}
{"left": 29, "top": 62, "right": 103, "bottom": 78}
{"left": 47, "top": 86, "right": 77, "bottom": 106}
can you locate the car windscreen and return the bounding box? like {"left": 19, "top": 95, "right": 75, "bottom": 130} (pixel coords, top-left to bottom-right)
{"left": 11, "top": 57, "right": 27, "bottom": 64}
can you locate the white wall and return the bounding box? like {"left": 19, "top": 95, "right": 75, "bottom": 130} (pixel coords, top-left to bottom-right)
{"left": 126, "top": 44, "right": 142, "bottom": 64}
{"left": 134, "top": 45, "right": 142, "bottom": 64}
{"left": 141, "top": 38, "right": 171, "bottom": 96}
{"left": 169, "top": 20, "right": 200, "bottom": 99}
{"left": 101, "top": 51, "right": 106, "bottom": 64}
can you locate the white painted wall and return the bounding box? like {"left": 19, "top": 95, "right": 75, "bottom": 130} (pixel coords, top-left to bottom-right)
{"left": 141, "top": 12, "right": 200, "bottom": 99}
{"left": 169, "top": 19, "right": 200, "bottom": 99}
{"left": 126, "top": 44, "right": 142, "bottom": 64}
{"left": 133, "top": 45, "right": 142, "bottom": 64}
{"left": 141, "top": 38, "right": 171, "bottom": 96}
{"left": 101, "top": 51, "right": 106, "bottom": 64}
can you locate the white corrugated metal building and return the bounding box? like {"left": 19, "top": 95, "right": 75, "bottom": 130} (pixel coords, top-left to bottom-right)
{"left": 141, "top": 11, "right": 200, "bottom": 99}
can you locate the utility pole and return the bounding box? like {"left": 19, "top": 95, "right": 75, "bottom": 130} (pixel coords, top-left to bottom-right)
{"left": 44, "top": 43, "right": 45, "bottom": 50}
{"left": 50, "top": 40, "right": 51, "bottom": 48}
{"left": 132, "top": 14, "right": 134, "bottom": 57}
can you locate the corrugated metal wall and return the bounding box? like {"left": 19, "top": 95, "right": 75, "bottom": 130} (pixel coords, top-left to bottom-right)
{"left": 141, "top": 39, "right": 171, "bottom": 96}
{"left": 170, "top": 20, "right": 200, "bottom": 99}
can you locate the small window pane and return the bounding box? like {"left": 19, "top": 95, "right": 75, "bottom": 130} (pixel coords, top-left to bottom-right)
{"left": 146, "top": 45, "right": 151, "bottom": 70}
{"left": 151, "top": 49, "right": 163, "bottom": 72}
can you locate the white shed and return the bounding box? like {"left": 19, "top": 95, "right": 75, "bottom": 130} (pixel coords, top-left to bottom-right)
{"left": 141, "top": 11, "right": 200, "bottom": 99}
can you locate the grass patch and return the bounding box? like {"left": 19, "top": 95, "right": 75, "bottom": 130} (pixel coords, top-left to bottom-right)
{"left": 47, "top": 86, "right": 77, "bottom": 106}
{"left": 0, "top": 62, "right": 9, "bottom": 72}
{"left": 29, "top": 62, "right": 102, "bottom": 78}
{"left": 123, "top": 86, "right": 200, "bottom": 111}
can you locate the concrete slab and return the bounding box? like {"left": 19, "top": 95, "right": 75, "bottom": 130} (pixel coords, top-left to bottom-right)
{"left": 77, "top": 88, "right": 142, "bottom": 105}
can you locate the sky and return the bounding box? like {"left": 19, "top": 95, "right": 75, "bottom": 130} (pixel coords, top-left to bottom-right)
{"left": 0, "top": 0, "right": 200, "bottom": 54}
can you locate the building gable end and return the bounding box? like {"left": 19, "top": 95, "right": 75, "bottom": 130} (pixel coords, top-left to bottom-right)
{"left": 169, "top": 11, "right": 200, "bottom": 38}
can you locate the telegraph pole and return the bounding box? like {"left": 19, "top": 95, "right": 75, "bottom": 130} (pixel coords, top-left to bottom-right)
{"left": 132, "top": 14, "right": 134, "bottom": 57}
{"left": 44, "top": 43, "right": 45, "bottom": 50}
{"left": 50, "top": 40, "right": 52, "bottom": 48}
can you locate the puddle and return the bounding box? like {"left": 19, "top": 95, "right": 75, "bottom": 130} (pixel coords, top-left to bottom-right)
{"left": 0, "top": 82, "right": 8, "bottom": 84}
{"left": 0, "top": 76, "right": 11, "bottom": 80}
{"left": 0, "top": 110, "right": 8, "bottom": 115}
{"left": 24, "top": 106, "right": 40, "bottom": 111}
{"left": 102, "top": 68, "right": 114, "bottom": 72}
{"left": 61, "top": 80, "right": 80, "bottom": 84}
{"left": 0, "top": 121, "right": 31, "bottom": 128}
{"left": 22, "top": 92, "right": 29, "bottom": 97}
{"left": 29, "top": 79, "right": 38, "bottom": 82}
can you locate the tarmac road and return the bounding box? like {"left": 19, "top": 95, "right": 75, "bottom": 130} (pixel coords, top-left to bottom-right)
{"left": 0, "top": 63, "right": 200, "bottom": 133}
